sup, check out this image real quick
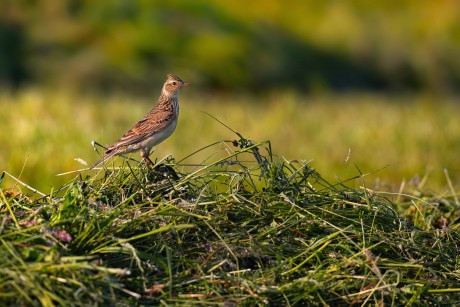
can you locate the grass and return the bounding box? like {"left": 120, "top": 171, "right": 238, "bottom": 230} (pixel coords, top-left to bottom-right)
{"left": 1, "top": 133, "right": 459, "bottom": 305}
{"left": 1, "top": 88, "right": 460, "bottom": 193}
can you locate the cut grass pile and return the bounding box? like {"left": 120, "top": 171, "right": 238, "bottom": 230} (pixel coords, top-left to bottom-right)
{"left": 1, "top": 136, "right": 459, "bottom": 305}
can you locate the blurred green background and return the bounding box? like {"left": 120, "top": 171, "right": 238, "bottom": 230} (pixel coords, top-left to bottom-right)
{"left": 1, "top": 0, "right": 460, "bottom": 192}
{"left": 3, "top": 0, "right": 460, "bottom": 92}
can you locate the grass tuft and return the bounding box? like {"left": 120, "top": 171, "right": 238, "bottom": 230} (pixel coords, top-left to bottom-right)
{"left": 1, "top": 135, "right": 459, "bottom": 305}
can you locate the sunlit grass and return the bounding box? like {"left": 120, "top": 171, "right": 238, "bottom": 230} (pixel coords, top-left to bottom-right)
{"left": 1, "top": 88, "right": 459, "bottom": 192}
{"left": 1, "top": 137, "right": 459, "bottom": 305}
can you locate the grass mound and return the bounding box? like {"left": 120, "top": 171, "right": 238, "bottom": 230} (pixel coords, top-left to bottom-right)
{"left": 1, "top": 137, "right": 459, "bottom": 306}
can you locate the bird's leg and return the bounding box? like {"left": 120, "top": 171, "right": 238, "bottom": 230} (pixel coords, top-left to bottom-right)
{"left": 144, "top": 156, "right": 156, "bottom": 167}
{"left": 141, "top": 148, "right": 155, "bottom": 168}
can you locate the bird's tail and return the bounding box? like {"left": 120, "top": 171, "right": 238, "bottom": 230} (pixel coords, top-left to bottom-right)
{"left": 89, "top": 150, "right": 118, "bottom": 170}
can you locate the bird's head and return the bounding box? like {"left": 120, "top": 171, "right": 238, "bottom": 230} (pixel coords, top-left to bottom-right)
{"left": 162, "top": 74, "right": 190, "bottom": 97}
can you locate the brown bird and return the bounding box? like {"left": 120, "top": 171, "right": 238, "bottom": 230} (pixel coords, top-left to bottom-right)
{"left": 90, "top": 74, "right": 189, "bottom": 169}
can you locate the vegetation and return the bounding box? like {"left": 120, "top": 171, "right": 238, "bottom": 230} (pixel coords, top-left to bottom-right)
{"left": 2, "top": 1, "right": 460, "bottom": 92}
{"left": 1, "top": 135, "right": 459, "bottom": 305}
{"left": 2, "top": 1, "right": 459, "bottom": 305}
{"left": 1, "top": 89, "right": 460, "bottom": 192}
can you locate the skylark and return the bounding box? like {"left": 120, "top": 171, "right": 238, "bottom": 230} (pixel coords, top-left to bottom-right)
{"left": 90, "top": 74, "right": 189, "bottom": 169}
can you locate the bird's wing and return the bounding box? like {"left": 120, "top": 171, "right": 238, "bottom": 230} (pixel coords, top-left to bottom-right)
{"left": 106, "top": 108, "right": 176, "bottom": 152}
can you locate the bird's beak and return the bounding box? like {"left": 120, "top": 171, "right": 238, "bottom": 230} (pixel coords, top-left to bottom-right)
{"left": 183, "top": 82, "right": 191, "bottom": 87}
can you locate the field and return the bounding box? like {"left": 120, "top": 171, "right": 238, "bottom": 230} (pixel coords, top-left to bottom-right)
{"left": 1, "top": 131, "right": 460, "bottom": 305}
{"left": 1, "top": 88, "right": 460, "bottom": 192}
{"left": 2, "top": 1, "right": 460, "bottom": 304}
{"left": 1, "top": 89, "right": 460, "bottom": 305}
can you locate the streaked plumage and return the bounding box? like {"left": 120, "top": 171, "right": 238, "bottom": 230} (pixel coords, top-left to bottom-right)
{"left": 90, "top": 74, "right": 189, "bottom": 169}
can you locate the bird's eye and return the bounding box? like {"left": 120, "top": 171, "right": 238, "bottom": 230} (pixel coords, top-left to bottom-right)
{"left": 172, "top": 82, "right": 177, "bottom": 86}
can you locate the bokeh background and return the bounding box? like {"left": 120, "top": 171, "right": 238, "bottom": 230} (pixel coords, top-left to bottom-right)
{"left": 1, "top": 0, "right": 460, "bottom": 192}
